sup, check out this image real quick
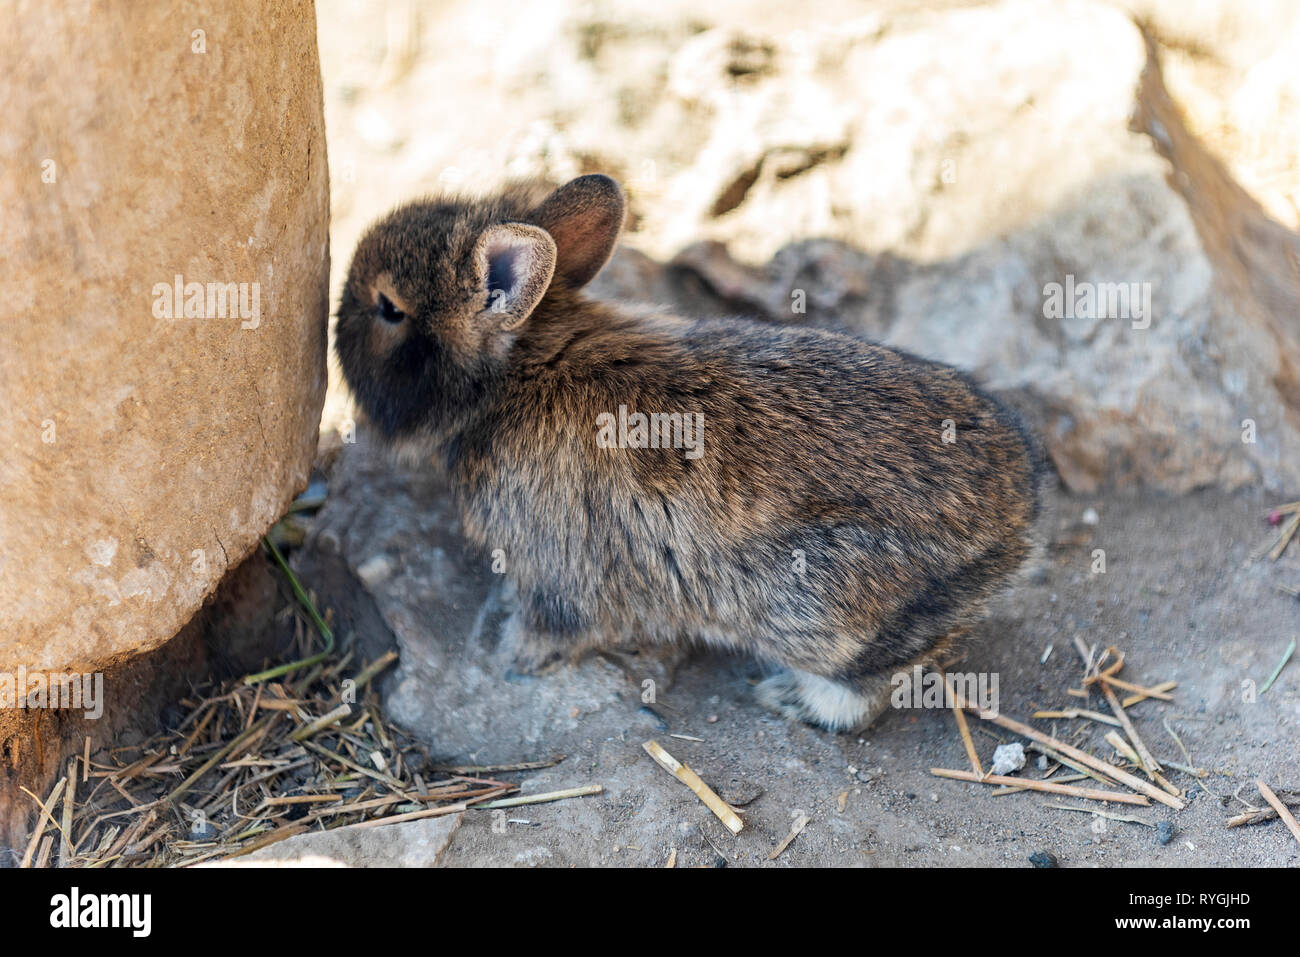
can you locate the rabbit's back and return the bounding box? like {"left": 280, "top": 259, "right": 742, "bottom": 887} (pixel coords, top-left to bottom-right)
{"left": 448, "top": 306, "right": 1042, "bottom": 671}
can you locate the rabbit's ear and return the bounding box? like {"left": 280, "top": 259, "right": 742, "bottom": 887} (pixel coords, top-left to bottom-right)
{"left": 530, "top": 174, "right": 626, "bottom": 289}
{"left": 474, "top": 223, "right": 557, "bottom": 330}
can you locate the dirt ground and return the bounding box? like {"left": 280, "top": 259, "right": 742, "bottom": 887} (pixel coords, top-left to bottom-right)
{"left": 288, "top": 0, "right": 1300, "bottom": 867}
{"left": 298, "top": 473, "right": 1299, "bottom": 867}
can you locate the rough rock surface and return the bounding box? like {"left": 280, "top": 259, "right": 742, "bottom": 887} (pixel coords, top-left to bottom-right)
{"left": 0, "top": 0, "right": 330, "bottom": 671}
{"left": 301, "top": 434, "right": 632, "bottom": 761}
{"left": 1115, "top": 0, "right": 1300, "bottom": 228}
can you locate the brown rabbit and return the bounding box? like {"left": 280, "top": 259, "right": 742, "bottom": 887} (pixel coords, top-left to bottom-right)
{"left": 335, "top": 174, "right": 1045, "bottom": 731}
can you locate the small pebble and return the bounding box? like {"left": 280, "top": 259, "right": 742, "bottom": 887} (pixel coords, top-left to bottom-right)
{"left": 1156, "top": 820, "right": 1175, "bottom": 845}
{"left": 1081, "top": 507, "right": 1100, "bottom": 525}
{"left": 677, "top": 821, "right": 704, "bottom": 847}
{"left": 719, "top": 777, "right": 763, "bottom": 807}
{"left": 1037, "top": 754, "right": 1049, "bottom": 771}
{"left": 991, "top": 742, "right": 1027, "bottom": 775}
{"left": 1029, "top": 850, "right": 1059, "bottom": 868}
{"left": 356, "top": 553, "right": 395, "bottom": 587}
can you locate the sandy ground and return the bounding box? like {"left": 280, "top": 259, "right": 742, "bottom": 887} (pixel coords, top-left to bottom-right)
{"left": 298, "top": 475, "right": 1300, "bottom": 867}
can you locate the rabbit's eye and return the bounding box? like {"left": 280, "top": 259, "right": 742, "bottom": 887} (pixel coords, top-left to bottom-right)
{"left": 376, "top": 292, "right": 405, "bottom": 324}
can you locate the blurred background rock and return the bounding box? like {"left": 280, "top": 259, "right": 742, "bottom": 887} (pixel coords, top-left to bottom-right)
{"left": 317, "top": 0, "right": 1300, "bottom": 494}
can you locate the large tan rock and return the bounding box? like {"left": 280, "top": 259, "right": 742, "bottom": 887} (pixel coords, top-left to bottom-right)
{"left": 0, "top": 0, "right": 329, "bottom": 671}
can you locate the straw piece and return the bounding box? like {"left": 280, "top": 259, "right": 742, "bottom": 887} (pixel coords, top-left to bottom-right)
{"left": 930, "top": 768, "right": 1151, "bottom": 805}
{"left": 474, "top": 785, "right": 604, "bottom": 810}
{"left": 1081, "top": 648, "right": 1125, "bottom": 686}
{"left": 298, "top": 795, "right": 410, "bottom": 820}
{"left": 264, "top": 794, "right": 344, "bottom": 806}
{"left": 301, "top": 741, "right": 406, "bottom": 789}
{"left": 1268, "top": 512, "right": 1300, "bottom": 561}
{"left": 642, "top": 740, "right": 744, "bottom": 834}
{"left": 246, "top": 697, "right": 303, "bottom": 712}
{"left": 1071, "top": 636, "right": 1096, "bottom": 675}
{"left": 1033, "top": 708, "right": 1122, "bottom": 727}
{"left": 1225, "top": 790, "right": 1300, "bottom": 827}
{"left": 289, "top": 703, "right": 352, "bottom": 742}
{"left": 1260, "top": 638, "right": 1296, "bottom": 696}
{"left": 242, "top": 536, "right": 335, "bottom": 684}
{"left": 1042, "top": 802, "right": 1155, "bottom": 826}
{"left": 1098, "top": 679, "right": 1163, "bottom": 775}
{"left": 768, "top": 811, "right": 810, "bottom": 860}
{"left": 432, "top": 756, "right": 566, "bottom": 775}
{"left": 1122, "top": 680, "right": 1177, "bottom": 707}
{"left": 1022, "top": 742, "right": 1114, "bottom": 785}
{"left": 1097, "top": 676, "right": 1174, "bottom": 700}
{"left": 178, "top": 703, "right": 217, "bottom": 756}
{"left": 1105, "top": 730, "right": 1141, "bottom": 765}
{"left": 992, "top": 773, "right": 1087, "bottom": 795}
{"left": 960, "top": 701, "right": 1184, "bottom": 809}
{"left": 19, "top": 777, "right": 66, "bottom": 869}
{"left": 1070, "top": 640, "right": 1167, "bottom": 785}
{"left": 945, "top": 673, "right": 983, "bottom": 776}
{"left": 1256, "top": 779, "right": 1300, "bottom": 848}
{"left": 1152, "top": 771, "right": 1181, "bottom": 798}
{"left": 353, "top": 650, "right": 399, "bottom": 690}
{"left": 216, "top": 823, "right": 310, "bottom": 860}
{"left": 337, "top": 788, "right": 507, "bottom": 831}
{"left": 59, "top": 758, "right": 77, "bottom": 867}
{"left": 102, "top": 809, "right": 155, "bottom": 864}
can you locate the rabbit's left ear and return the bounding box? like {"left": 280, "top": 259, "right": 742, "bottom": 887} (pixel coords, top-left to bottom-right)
{"left": 530, "top": 174, "right": 626, "bottom": 289}
{"left": 473, "top": 223, "right": 557, "bottom": 330}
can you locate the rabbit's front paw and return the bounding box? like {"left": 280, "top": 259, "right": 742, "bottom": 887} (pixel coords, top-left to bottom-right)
{"left": 509, "top": 637, "right": 566, "bottom": 676}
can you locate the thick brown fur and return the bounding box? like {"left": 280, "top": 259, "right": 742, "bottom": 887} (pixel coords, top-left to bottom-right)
{"left": 335, "top": 174, "right": 1046, "bottom": 731}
